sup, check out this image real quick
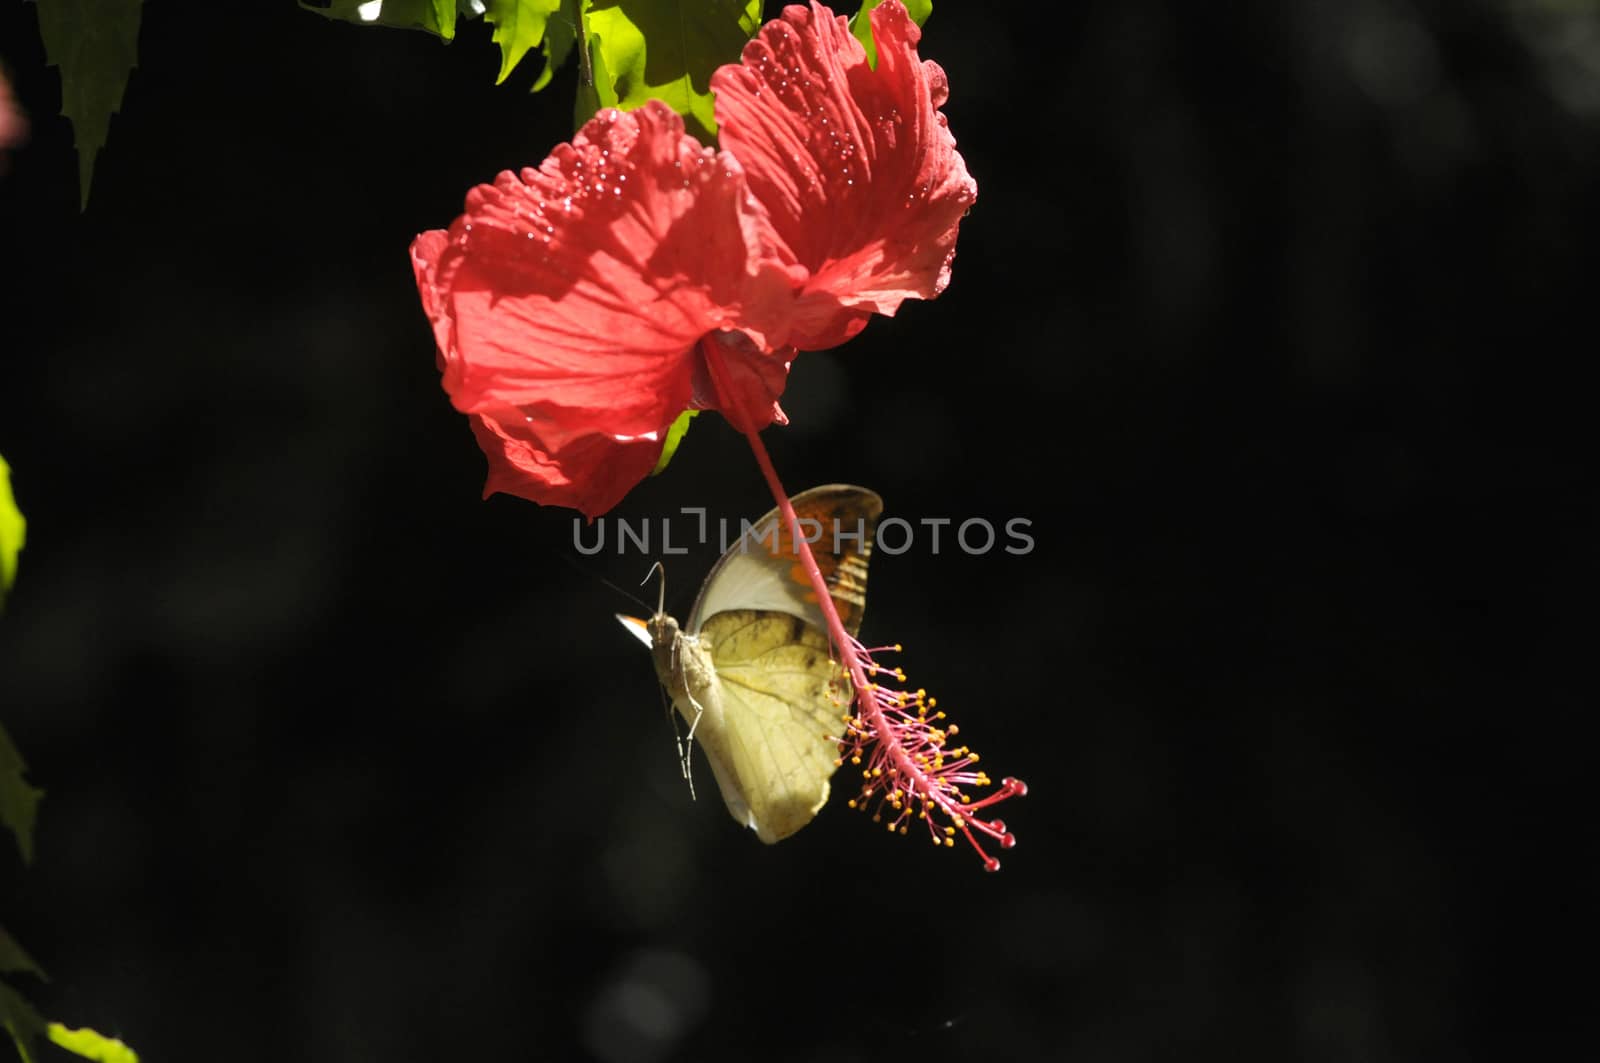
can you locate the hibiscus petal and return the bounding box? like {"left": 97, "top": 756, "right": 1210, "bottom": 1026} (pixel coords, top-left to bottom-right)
{"left": 713, "top": 1, "right": 979, "bottom": 350}
{"left": 411, "top": 102, "right": 802, "bottom": 515}
{"left": 413, "top": 103, "right": 797, "bottom": 434}
{"left": 468, "top": 411, "right": 663, "bottom": 520}
{"left": 410, "top": 229, "right": 458, "bottom": 378}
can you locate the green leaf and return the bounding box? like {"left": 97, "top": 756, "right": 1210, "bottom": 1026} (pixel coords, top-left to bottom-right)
{"left": 47, "top": 1024, "right": 140, "bottom": 1063}
{"left": 301, "top": 1, "right": 582, "bottom": 89}
{"left": 298, "top": 0, "right": 461, "bottom": 39}
{"left": 531, "top": 0, "right": 581, "bottom": 92}
{"left": 0, "top": 454, "right": 22, "bottom": 608}
{"left": 0, "top": 723, "right": 43, "bottom": 866}
{"left": 651, "top": 410, "right": 698, "bottom": 476}
{"left": 35, "top": 0, "right": 144, "bottom": 210}
{"left": 584, "top": 0, "right": 762, "bottom": 141}
{"left": 485, "top": 0, "right": 567, "bottom": 85}
{"left": 0, "top": 928, "right": 45, "bottom": 981}
{"left": 850, "top": 0, "right": 932, "bottom": 69}
{"left": 0, "top": 980, "right": 46, "bottom": 1063}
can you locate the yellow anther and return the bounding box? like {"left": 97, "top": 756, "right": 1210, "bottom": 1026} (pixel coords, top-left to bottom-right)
{"left": 944, "top": 837, "right": 954, "bottom": 848}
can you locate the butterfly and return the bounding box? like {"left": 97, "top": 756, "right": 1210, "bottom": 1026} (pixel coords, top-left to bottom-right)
{"left": 617, "top": 484, "right": 884, "bottom": 843}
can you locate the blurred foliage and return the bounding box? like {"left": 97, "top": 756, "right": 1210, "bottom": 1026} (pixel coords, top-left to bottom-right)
{"left": 0, "top": 455, "right": 21, "bottom": 608}
{"left": 0, "top": 981, "right": 47, "bottom": 1063}
{"left": 44, "top": 1026, "right": 140, "bottom": 1063}
{"left": 1, "top": 470, "right": 138, "bottom": 1062}
{"left": 0, "top": 724, "right": 40, "bottom": 866}
{"left": 34, "top": 0, "right": 143, "bottom": 209}
{"left": 1, "top": 727, "right": 139, "bottom": 1062}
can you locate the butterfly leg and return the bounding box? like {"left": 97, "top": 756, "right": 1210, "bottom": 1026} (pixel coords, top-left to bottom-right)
{"left": 664, "top": 632, "right": 705, "bottom": 800}
{"left": 677, "top": 687, "right": 705, "bottom": 801}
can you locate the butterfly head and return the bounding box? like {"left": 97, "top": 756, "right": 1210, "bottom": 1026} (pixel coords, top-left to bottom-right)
{"left": 615, "top": 560, "right": 675, "bottom": 644}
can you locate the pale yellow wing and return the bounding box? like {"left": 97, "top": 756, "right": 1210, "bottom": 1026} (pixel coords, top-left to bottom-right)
{"left": 695, "top": 609, "right": 850, "bottom": 843}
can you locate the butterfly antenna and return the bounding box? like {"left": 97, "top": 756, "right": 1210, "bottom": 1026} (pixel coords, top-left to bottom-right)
{"left": 640, "top": 560, "right": 667, "bottom": 617}
{"left": 554, "top": 551, "right": 656, "bottom": 613}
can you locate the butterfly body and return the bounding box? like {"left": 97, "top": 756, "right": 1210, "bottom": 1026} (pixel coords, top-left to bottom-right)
{"left": 647, "top": 609, "right": 847, "bottom": 842}
{"left": 620, "top": 485, "right": 883, "bottom": 843}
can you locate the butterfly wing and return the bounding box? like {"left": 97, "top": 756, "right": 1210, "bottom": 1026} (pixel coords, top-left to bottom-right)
{"left": 687, "top": 484, "right": 883, "bottom": 639}
{"left": 622, "top": 484, "right": 880, "bottom": 842}
{"left": 692, "top": 608, "right": 850, "bottom": 843}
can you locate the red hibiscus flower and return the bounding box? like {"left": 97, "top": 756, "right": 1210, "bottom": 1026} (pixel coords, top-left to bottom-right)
{"left": 411, "top": 1, "right": 976, "bottom": 517}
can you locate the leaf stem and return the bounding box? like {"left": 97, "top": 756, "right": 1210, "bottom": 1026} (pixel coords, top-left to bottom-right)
{"left": 575, "top": 2, "right": 594, "bottom": 91}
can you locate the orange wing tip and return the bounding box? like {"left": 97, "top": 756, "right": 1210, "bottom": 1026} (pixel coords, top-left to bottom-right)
{"left": 615, "top": 613, "right": 653, "bottom": 648}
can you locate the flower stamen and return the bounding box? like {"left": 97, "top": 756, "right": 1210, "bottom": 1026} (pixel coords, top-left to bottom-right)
{"left": 734, "top": 415, "right": 1026, "bottom": 870}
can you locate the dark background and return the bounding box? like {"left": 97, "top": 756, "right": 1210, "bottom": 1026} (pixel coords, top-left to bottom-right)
{"left": 0, "top": 2, "right": 1589, "bottom": 1060}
